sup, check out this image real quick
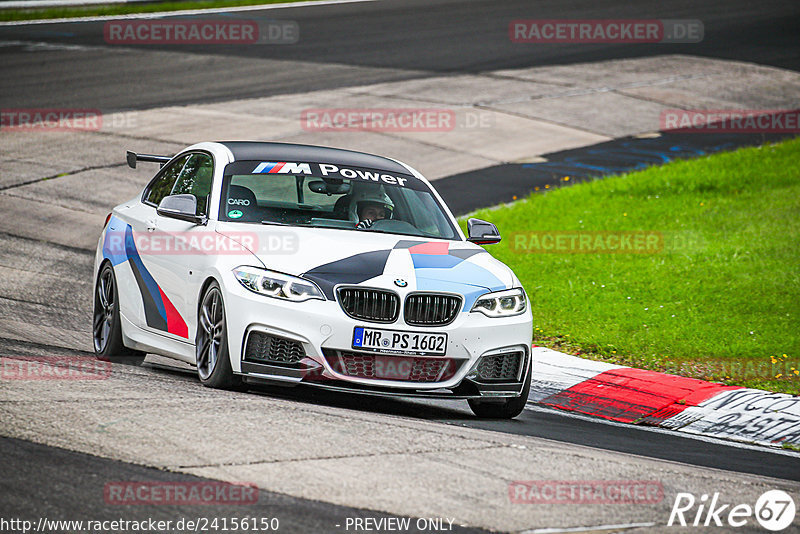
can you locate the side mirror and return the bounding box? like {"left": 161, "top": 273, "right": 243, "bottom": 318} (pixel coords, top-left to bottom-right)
{"left": 157, "top": 194, "right": 206, "bottom": 225}
{"left": 467, "top": 217, "right": 501, "bottom": 245}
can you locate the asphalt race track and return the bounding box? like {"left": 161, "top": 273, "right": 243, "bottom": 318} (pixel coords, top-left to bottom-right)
{"left": 1, "top": 1, "right": 799, "bottom": 532}
{"left": 0, "top": 0, "right": 799, "bottom": 110}
{"left": 1, "top": 435, "right": 489, "bottom": 534}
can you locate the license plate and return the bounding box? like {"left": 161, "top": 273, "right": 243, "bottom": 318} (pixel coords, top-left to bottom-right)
{"left": 352, "top": 327, "right": 447, "bottom": 356}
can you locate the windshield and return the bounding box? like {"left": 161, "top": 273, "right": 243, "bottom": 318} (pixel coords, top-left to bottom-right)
{"left": 218, "top": 170, "right": 459, "bottom": 240}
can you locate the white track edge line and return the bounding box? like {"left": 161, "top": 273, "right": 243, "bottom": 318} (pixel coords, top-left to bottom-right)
{"left": 521, "top": 522, "right": 656, "bottom": 534}
{"left": 520, "top": 523, "right": 656, "bottom": 534}
{"left": 0, "top": 0, "right": 377, "bottom": 26}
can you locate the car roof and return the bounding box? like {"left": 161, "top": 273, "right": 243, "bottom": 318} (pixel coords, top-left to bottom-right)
{"left": 218, "top": 141, "right": 411, "bottom": 175}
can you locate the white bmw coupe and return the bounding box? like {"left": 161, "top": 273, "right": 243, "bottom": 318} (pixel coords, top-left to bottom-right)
{"left": 93, "top": 142, "right": 533, "bottom": 418}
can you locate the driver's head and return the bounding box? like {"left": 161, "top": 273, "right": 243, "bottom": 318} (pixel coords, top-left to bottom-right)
{"left": 349, "top": 188, "right": 394, "bottom": 223}
{"left": 358, "top": 201, "right": 388, "bottom": 222}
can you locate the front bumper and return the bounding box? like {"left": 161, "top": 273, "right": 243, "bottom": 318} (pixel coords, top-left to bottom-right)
{"left": 223, "top": 275, "right": 533, "bottom": 399}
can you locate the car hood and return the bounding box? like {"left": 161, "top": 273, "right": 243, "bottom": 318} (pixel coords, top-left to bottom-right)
{"left": 216, "top": 223, "right": 515, "bottom": 308}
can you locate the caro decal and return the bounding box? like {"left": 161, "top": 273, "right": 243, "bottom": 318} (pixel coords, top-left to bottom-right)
{"left": 253, "top": 161, "right": 312, "bottom": 174}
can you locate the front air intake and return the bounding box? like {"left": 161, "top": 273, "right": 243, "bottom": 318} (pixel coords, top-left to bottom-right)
{"left": 322, "top": 349, "right": 459, "bottom": 382}
{"left": 475, "top": 352, "right": 523, "bottom": 381}
{"left": 244, "top": 331, "right": 305, "bottom": 364}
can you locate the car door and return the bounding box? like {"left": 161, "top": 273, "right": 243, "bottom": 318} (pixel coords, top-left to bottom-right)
{"left": 113, "top": 154, "right": 190, "bottom": 333}
{"left": 145, "top": 152, "right": 217, "bottom": 344}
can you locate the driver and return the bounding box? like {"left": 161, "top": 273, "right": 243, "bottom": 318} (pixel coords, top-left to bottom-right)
{"left": 350, "top": 189, "right": 394, "bottom": 229}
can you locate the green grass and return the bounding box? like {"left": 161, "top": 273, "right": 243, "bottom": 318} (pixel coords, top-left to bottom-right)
{"left": 0, "top": 1, "right": 307, "bottom": 22}
{"left": 462, "top": 138, "right": 800, "bottom": 394}
{"left": 783, "top": 442, "right": 800, "bottom": 452}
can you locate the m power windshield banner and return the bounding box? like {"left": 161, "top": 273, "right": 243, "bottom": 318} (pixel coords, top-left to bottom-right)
{"left": 223, "top": 161, "right": 420, "bottom": 189}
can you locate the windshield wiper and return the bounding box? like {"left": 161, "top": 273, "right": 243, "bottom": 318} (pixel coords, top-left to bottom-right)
{"left": 261, "top": 220, "right": 292, "bottom": 226}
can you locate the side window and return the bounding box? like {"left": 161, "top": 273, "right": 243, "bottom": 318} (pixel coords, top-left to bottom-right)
{"left": 144, "top": 154, "right": 190, "bottom": 207}
{"left": 170, "top": 153, "right": 214, "bottom": 215}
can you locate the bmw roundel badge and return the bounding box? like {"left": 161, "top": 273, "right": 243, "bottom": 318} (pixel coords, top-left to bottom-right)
{"left": 394, "top": 279, "right": 408, "bottom": 287}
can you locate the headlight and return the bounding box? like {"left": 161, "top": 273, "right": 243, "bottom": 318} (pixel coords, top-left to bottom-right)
{"left": 471, "top": 288, "right": 527, "bottom": 317}
{"left": 233, "top": 266, "right": 324, "bottom": 302}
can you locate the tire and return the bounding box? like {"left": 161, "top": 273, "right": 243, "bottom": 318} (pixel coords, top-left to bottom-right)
{"left": 468, "top": 359, "right": 532, "bottom": 419}
{"left": 92, "top": 263, "right": 145, "bottom": 365}
{"left": 196, "top": 281, "right": 241, "bottom": 389}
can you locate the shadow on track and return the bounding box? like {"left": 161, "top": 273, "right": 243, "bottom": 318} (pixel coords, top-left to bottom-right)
{"left": 137, "top": 359, "right": 800, "bottom": 482}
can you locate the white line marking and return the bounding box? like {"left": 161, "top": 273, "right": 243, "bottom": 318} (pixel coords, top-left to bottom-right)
{"left": 525, "top": 403, "right": 800, "bottom": 458}
{"left": 520, "top": 522, "right": 655, "bottom": 534}
{"left": 0, "top": 0, "right": 377, "bottom": 26}
{"left": 0, "top": 39, "right": 111, "bottom": 52}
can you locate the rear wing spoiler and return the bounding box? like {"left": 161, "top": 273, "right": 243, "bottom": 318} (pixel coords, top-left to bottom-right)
{"left": 126, "top": 151, "right": 171, "bottom": 169}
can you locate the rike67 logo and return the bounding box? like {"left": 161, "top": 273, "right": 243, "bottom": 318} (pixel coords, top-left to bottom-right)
{"left": 668, "top": 490, "right": 796, "bottom": 531}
